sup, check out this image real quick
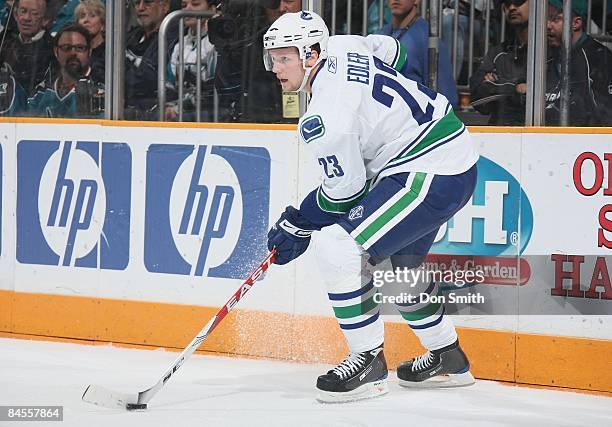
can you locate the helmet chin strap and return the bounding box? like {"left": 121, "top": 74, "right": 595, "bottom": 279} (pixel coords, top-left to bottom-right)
{"left": 297, "top": 53, "right": 324, "bottom": 92}
{"left": 297, "top": 65, "right": 313, "bottom": 92}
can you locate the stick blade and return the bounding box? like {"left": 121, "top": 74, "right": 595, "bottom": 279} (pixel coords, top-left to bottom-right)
{"left": 82, "top": 385, "right": 138, "bottom": 410}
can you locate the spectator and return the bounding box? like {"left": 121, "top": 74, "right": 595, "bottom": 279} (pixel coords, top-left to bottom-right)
{"left": 266, "top": 0, "right": 302, "bottom": 23}
{"left": 165, "top": 0, "right": 216, "bottom": 121}
{"left": 28, "top": 23, "right": 103, "bottom": 117}
{"left": 0, "top": 1, "right": 17, "bottom": 34}
{"left": 0, "top": 0, "right": 54, "bottom": 96}
{"left": 279, "top": 0, "right": 301, "bottom": 13}
{"left": 442, "top": 0, "right": 488, "bottom": 81}
{"left": 124, "top": 0, "right": 173, "bottom": 120}
{"left": 51, "top": 0, "right": 80, "bottom": 35}
{"left": 377, "top": 0, "right": 459, "bottom": 107}
{"left": 211, "top": 1, "right": 292, "bottom": 122}
{"left": 0, "top": 64, "right": 27, "bottom": 115}
{"left": 367, "top": 1, "right": 392, "bottom": 34}
{"left": 545, "top": 0, "right": 612, "bottom": 125}
{"left": 75, "top": 0, "right": 105, "bottom": 82}
{"left": 470, "top": 0, "right": 529, "bottom": 125}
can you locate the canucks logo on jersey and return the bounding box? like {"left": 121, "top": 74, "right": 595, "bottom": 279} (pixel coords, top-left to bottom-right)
{"left": 300, "top": 115, "right": 325, "bottom": 143}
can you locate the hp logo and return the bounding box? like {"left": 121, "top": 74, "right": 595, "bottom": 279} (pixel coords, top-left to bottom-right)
{"left": 144, "top": 144, "right": 270, "bottom": 279}
{"left": 17, "top": 140, "right": 131, "bottom": 269}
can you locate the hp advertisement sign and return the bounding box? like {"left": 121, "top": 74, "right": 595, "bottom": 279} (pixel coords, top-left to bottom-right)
{"left": 144, "top": 144, "right": 270, "bottom": 279}
{"left": 17, "top": 140, "right": 131, "bottom": 269}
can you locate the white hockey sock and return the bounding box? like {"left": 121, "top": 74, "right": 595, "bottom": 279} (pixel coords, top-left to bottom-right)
{"left": 313, "top": 225, "right": 384, "bottom": 353}
{"left": 409, "top": 313, "right": 457, "bottom": 351}
{"left": 395, "top": 280, "right": 457, "bottom": 351}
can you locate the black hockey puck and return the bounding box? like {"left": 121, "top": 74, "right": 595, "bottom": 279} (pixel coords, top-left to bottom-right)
{"left": 126, "top": 403, "right": 147, "bottom": 411}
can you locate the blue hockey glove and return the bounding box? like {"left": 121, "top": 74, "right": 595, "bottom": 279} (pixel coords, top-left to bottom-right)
{"left": 267, "top": 206, "right": 318, "bottom": 265}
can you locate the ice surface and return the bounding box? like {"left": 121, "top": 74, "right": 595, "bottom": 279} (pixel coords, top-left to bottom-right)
{"left": 0, "top": 338, "right": 610, "bottom": 427}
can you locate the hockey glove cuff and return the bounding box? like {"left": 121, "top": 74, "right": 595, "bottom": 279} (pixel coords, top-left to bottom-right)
{"left": 267, "top": 206, "right": 317, "bottom": 265}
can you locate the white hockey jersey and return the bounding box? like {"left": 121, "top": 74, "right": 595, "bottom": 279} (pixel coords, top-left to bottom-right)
{"left": 298, "top": 35, "right": 478, "bottom": 215}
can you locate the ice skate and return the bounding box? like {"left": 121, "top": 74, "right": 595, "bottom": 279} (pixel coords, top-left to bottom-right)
{"left": 316, "top": 346, "right": 389, "bottom": 403}
{"left": 397, "top": 340, "right": 475, "bottom": 388}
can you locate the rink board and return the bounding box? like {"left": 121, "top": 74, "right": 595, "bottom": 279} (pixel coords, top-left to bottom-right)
{"left": 0, "top": 119, "right": 611, "bottom": 392}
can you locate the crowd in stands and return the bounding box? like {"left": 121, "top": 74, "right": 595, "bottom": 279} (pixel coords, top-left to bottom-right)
{"left": 164, "top": 0, "right": 217, "bottom": 121}
{"left": 470, "top": 0, "right": 612, "bottom": 125}
{"left": 0, "top": 0, "right": 105, "bottom": 117}
{"left": 0, "top": 0, "right": 610, "bottom": 125}
{"left": 377, "top": 0, "right": 459, "bottom": 107}
{"left": 470, "top": 0, "right": 529, "bottom": 125}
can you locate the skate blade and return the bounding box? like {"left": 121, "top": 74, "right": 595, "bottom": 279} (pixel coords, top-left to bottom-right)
{"left": 316, "top": 378, "right": 389, "bottom": 403}
{"left": 398, "top": 371, "right": 475, "bottom": 389}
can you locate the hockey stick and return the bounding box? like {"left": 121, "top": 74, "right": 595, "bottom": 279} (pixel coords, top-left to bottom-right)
{"left": 82, "top": 249, "right": 276, "bottom": 410}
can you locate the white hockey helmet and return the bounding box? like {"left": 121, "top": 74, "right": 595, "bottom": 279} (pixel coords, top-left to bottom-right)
{"left": 263, "top": 11, "right": 329, "bottom": 91}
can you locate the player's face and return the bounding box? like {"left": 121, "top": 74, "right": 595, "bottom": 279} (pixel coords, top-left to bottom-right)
{"left": 268, "top": 47, "right": 304, "bottom": 91}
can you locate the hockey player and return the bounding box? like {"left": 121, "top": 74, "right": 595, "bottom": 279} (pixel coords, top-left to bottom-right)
{"left": 264, "top": 11, "right": 478, "bottom": 402}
